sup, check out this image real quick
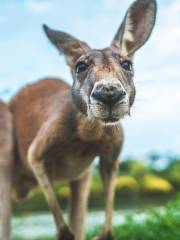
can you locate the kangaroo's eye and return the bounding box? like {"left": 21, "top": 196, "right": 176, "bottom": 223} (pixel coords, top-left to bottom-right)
{"left": 75, "top": 62, "right": 88, "bottom": 74}
{"left": 121, "top": 60, "right": 133, "bottom": 72}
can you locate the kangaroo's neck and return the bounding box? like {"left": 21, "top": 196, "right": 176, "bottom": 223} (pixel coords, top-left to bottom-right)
{"left": 76, "top": 114, "right": 104, "bottom": 141}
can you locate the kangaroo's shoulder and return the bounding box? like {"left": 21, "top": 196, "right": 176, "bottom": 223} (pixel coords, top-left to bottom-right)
{"left": 10, "top": 77, "right": 70, "bottom": 106}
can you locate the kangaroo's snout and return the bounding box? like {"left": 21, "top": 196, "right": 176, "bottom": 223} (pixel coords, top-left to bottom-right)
{"left": 89, "top": 80, "right": 129, "bottom": 124}
{"left": 91, "top": 83, "right": 126, "bottom": 105}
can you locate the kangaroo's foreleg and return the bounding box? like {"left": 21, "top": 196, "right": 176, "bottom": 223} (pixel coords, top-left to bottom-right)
{"left": 96, "top": 156, "right": 119, "bottom": 240}
{"left": 69, "top": 166, "right": 92, "bottom": 240}
{"left": 28, "top": 121, "right": 75, "bottom": 240}
{"left": 0, "top": 102, "right": 13, "bottom": 240}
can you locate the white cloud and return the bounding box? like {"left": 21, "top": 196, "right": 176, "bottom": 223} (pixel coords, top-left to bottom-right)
{"left": 104, "top": 0, "right": 132, "bottom": 10}
{"left": 26, "top": 0, "right": 52, "bottom": 13}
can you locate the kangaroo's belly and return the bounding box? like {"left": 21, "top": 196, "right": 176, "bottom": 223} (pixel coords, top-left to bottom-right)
{"left": 44, "top": 142, "right": 99, "bottom": 181}
{"left": 12, "top": 144, "right": 97, "bottom": 201}
{"left": 47, "top": 155, "right": 94, "bottom": 181}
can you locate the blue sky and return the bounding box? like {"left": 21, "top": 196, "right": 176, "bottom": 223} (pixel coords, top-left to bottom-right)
{"left": 0, "top": 0, "right": 180, "bottom": 157}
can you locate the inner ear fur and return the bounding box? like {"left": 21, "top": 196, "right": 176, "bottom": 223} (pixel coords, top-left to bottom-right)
{"left": 111, "top": 0, "right": 157, "bottom": 56}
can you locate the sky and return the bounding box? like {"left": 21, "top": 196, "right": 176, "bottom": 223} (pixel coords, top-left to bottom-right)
{"left": 0, "top": 0, "right": 180, "bottom": 157}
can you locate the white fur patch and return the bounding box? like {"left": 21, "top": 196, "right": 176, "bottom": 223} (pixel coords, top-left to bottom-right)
{"left": 100, "top": 119, "right": 121, "bottom": 126}
{"left": 80, "top": 85, "right": 93, "bottom": 119}
{"left": 121, "top": 12, "right": 134, "bottom": 56}
{"left": 74, "top": 80, "right": 89, "bottom": 105}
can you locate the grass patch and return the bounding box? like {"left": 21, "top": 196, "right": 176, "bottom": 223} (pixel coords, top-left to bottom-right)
{"left": 88, "top": 196, "right": 180, "bottom": 240}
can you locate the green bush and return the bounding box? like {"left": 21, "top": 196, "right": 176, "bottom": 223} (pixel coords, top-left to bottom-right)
{"left": 162, "top": 161, "right": 180, "bottom": 188}
{"left": 116, "top": 175, "right": 139, "bottom": 191}
{"left": 90, "top": 177, "right": 103, "bottom": 195}
{"left": 141, "top": 174, "right": 173, "bottom": 194}
{"left": 120, "top": 160, "right": 150, "bottom": 179}
{"left": 58, "top": 186, "right": 70, "bottom": 199}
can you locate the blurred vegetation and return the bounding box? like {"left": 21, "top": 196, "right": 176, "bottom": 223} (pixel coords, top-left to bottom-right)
{"left": 13, "top": 195, "right": 180, "bottom": 240}
{"left": 142, "top": 174, "right": 173, "bottom": 193}
{"left": 13, "top": 153, "right": 180, "bottom": 214}
{"left": 87, "top": 195, "right": 180, "bottom": 240}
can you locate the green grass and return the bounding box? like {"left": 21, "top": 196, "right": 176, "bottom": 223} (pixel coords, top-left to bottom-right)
{"left": 13, "top": 196, "right": 180, "bottom": 240}
{"left": 87, "top": 196, "right": 180, "bottom": 240}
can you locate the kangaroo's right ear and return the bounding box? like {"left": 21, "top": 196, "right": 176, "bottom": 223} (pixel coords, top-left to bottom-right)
{"left": 111, "top": 0, "right": 157, "bottom": 57}
{"left": 43, "top": 24, "right": 90, "bottom": 67}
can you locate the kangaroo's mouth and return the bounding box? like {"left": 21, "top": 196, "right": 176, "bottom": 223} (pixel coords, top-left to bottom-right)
{"left": 88, "top": 99, "right": 129, "bottom": 125}
{"left": 99, "top": 115, "right": 120, "bottom": 124}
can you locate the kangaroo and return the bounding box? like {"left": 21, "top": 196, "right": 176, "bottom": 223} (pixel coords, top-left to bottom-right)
{"left": 0, "top": 0, "right": 157, "bottom": 239}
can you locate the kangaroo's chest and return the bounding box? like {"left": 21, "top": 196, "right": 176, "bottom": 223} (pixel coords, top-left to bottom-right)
{"left": 45, "top": 138, "right": 103, "bottom": 181}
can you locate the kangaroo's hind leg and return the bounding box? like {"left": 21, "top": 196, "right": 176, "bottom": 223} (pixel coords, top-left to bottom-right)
{"left": 0, "top": 101, "right": 14, "bottom": 240}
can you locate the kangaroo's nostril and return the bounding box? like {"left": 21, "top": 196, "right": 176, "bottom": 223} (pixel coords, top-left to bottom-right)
{"left": 119, "top": 90, "right": 126, "bottom": 99}
{"left": 91, "top": 90, "right": 108, "bottom": 103}
{"left": 91, "top": 91, "right": 99, "bottom": 99}
{"left": 111, "top": 90, "right": 126, "bottom": 104}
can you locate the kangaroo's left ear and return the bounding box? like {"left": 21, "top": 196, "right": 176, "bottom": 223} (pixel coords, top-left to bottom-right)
{"left": 43, "top": 24, "right": 91, "bottom": 67}
{"left": 111, "top": 0, "right": 157, "bottom": 57}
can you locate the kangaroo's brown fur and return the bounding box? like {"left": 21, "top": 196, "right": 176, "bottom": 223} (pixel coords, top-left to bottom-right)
{"left": 0, "top": 1, "right": 157, "bottom": 239}
{"left": 0, "top": 101, "right": 13, "bottom": 240}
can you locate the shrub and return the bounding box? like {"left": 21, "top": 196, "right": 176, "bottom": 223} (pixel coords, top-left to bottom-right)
{"left": 116, "top": 176, "right": 139, "bottom": 191}
{"left": 142, "top": 174, "right": 173, "bottom": 194}
{"left": 163, "top": 161, "right": 180, "bottom": 188}
{"left": 119, "top": 160, "right": 150, "bottom": 179}
{"left": 90, "top": 177, "right": 103, "bottom": 195}
{"left": 58, "top": 186, "right": 70, "bottom": 199}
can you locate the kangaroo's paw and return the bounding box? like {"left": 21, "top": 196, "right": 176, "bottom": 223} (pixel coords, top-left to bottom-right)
{"left": 94, "top": 231, "right": 114, "bottom": 240}
{"left": 57, "top": 225, "right": 75, "bottom": 240}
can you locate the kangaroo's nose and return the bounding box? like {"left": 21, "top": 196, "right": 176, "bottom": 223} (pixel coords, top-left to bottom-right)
{"left": 92, "top": 85, "right": 126, "bottom": 105}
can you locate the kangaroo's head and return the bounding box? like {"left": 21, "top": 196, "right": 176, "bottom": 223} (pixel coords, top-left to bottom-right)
{"left": 43, "top": 0, "right": 157, "bottom": 125}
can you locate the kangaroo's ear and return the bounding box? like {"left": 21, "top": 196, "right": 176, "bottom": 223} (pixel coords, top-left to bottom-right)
{"left": 111, "top": 0, "right": 157, "bottom": 56}
{"left": 43, "top": 24, "right": 90, "bottom": 67}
